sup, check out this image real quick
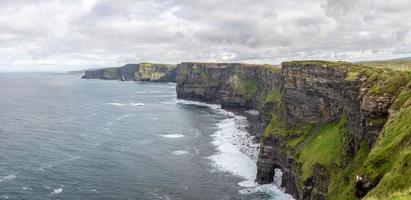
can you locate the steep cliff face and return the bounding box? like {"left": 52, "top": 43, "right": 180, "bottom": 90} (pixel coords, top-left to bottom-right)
{"left": 176, "top": 60, "right": 411, "bottom": 200}
{"left": 118, "top": 64, "right": 139, "bottom": 80}
{"left": 82, "top": 63, "right": 176, "bottom": 82}
{"left": 82, "top": 67, "right": 119, "bottom": 80}
{"left": 257, "top": 61, "right": 411, "bottom": 200}
{"left": 136, "top": 63, "right": 176, "bottom": 82}
{"left": 175, "top": 62, "right": 281, "bottom": 109}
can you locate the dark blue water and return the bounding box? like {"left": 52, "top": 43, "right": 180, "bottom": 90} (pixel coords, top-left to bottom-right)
{"left": 0, "top": 73, "right": 291, "bottom": 200}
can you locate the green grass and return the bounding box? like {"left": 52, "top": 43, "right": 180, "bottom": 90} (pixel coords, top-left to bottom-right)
{"left": 359, "top": 95, "right": 411, "bottom": 199}
{"left": 346, "top": 65, "right": 411, "bottom": 96}
{"left": 264, "top": 90, "right": 282, "bottom": 103}
{"left": 297, "top": 117, "right": 348, "bottom": 180}
{"left": 263, "top": 110, "right": 315, "bottom": 153}
{"left": 228, "top": 74, "right": 258, "bottom": 100}
{"left": 391, "top": 81, "right": 411, "bottom": 111}
{"left": 242, "top": 80, "right": 258, "bottom": 100}
{"left": 260, "top": 64, "right": 282, "bottom": 72}
{"left": 264, "top": 114, "right": 287, "bottom": 137}
{"left": 357, "top": 59, "right": 411, "bottom": 71}
{"left": 367, "top": 70, "right": 411, "bottom": 96}
{"left": 328, "top": 142, "right": 370, "bottom": 200}
{"left": 283, "top": 60, "right": 352, "bottom": 68}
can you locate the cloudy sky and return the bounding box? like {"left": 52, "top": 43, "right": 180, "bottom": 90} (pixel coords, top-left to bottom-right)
{"left": 0, "top": 0, "right": 410, "bottom": 71}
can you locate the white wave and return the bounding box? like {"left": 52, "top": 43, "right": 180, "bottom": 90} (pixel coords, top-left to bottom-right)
{"left": 51, "top": 187, "right": 63, "bottom": 195}
{"left": 22, "top": 186, "right": 32, "bottom": 191}
{"left": 129, "top": 103, "right": 144, "bottom": 106}
{"left": 89, "top": 189, "right": 99, "bottom": 193}
{"left": 149, "top": 90, "right": 161, "bottom": 93}
{"left": 176, "top": 99, "right": 222, "bottom": 110}
{"left": 171, "top": 150, "right": 189, "bottom": 155}
{"left": 244, "top": 109, "right": 260, "bottom": 116}
{"left": 208, "top": 116, "right": 258, "bottom": 180}
{"left": 239, "top": 184, "right": 294, "bottom": 200}
{"left": 201, "top": 104, "right": 293, "bottom": 199}
{"left": 160, "top": 134, "right": 184, "bottom": 138}
{"left": 106, "top": 102, "right": 125, "bottom": 106}
{"left": 135, "top": 91, "right": 149, "bottom": 94}
{"left": 0, "top": 174, "right": 16, "bottom": 182}
{"left": 1, "top": 195, "right": 9, "bottom": 199}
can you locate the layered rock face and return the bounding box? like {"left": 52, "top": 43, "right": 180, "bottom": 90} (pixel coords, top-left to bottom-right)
{"left": 176, "top": 60, "right": 411, "bottom": 200}
{"left": 82, "top": 63, "right": 176, "bottom": 82}
{"left": 175, "top": 62, "right": 281, "bottom": 109}
{"left": 282, "top": 62, "right": 349, "bottom": 123}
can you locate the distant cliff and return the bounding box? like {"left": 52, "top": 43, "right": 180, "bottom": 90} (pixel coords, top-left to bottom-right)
{"left": 82, "top": 63, "right": 176, "bottom": 82}
{"left": 175, "top": 61, "right": 411, "bottom": 200}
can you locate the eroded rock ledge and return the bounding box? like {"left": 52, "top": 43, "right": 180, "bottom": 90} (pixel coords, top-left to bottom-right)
{"left": 175, "top": 61, "right": 411, "bottom": 200}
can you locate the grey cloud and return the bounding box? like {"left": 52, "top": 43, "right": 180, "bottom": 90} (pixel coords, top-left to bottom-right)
{"left": 0, "top": 0, "right": 410, "bottom": 72}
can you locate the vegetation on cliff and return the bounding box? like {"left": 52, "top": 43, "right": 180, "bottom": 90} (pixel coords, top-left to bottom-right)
{"left": 283, "top": 60, "right": 352, "bottom": 68}
{"left": 297, "top": 117, "right": 348, "bottom": 180}
{"left": 166, "top": 59, "right": 411, "bottom": 199}
{"left": 357, "top": 57, "right": 411, "bottom": 71}
{"left": 359, "top": 87, "right": 411, "bottom": 200}
{"left": 260, "top": 60, "right": 411, "bottom": 199}
{"left": 229, "top": 74, "right": 258, "bottom": 100}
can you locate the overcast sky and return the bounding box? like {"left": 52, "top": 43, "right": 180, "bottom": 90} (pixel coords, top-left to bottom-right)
{"left": 0, "top": 0, "right": 410, "bottom": 71}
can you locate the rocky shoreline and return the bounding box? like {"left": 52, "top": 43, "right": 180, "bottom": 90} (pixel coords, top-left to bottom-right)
{"left": 83, "top": 60, "right": 411, "bottom": 200}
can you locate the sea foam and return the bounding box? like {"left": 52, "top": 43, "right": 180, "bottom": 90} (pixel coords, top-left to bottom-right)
{"left": 51, "top": 186, "right": 63, "bottom": 195}
{"left": 177, "top": 99, "right": 294, "bottom": 199}
{"left": 171, "top": 150, "right": 189, "bottom": 155}
{"left": 0, "top": 174, "right": 16, "bottom": 183}
{"left": 160, "top": 134, "right": 184, "bottom": 138}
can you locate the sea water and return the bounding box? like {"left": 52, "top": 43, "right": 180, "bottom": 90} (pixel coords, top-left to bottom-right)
{"left": 0, "top": 73, "right": 292, "bottom": 200}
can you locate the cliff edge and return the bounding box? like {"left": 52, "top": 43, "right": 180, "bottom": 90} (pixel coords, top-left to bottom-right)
{"left": 176, "top": 61, "right": 411, "bottom": 200}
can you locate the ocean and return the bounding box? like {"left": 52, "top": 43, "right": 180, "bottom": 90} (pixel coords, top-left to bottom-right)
{"left": 0, "top": 73, "right": 292, "bottom": 200}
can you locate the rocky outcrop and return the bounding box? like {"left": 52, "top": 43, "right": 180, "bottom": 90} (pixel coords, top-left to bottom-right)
{"left": 255, "top": 136, "right": 300, "bottom": 198}
{"left": 118, "top": 64, "right": 139, "bottom": 81}
{"left": 302, "top": 164, "right": 329, "bottom": 200}
{"left": 82, "top": 63, "right": 177, "bottom": 82}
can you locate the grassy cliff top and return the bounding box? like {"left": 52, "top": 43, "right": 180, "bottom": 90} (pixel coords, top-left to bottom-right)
{"left": 139, "top": 63, "right": 175, "bottom": 67}
{"left": 356, "top": 57, "right": 411, "bottom": 71}
{"left": 181, "top": 62, "right": 279, "bottom": 67}
{"left": 282, "top": 60, "right": 352, "bottom": 67}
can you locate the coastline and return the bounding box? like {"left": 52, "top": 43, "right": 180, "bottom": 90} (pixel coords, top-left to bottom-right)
{"left": 176, "top": 99, "right": 293, "bottom": 199}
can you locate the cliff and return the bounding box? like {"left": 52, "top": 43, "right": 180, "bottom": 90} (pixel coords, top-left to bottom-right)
{"left": 175, "top": 61, "right": 411, "bottom": 200}
{"left": 175, "top": 62, "right": 282, "bottom": 109}
{"left": 82, "top": 63, "right": 176, "bottom": 82}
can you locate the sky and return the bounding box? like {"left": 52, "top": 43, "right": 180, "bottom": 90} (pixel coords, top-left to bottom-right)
{"left": 0, "top": 0, "right": 410, "bottom": 72}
